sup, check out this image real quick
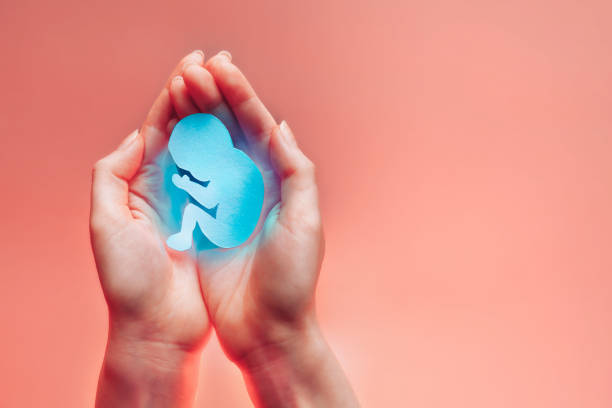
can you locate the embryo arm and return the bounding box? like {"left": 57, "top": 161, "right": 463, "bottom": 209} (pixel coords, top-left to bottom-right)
{"left": 173, "top": 174, "right": 218, "bottom": 209}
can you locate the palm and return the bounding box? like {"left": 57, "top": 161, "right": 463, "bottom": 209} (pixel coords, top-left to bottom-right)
{"left": 122, "top": 150, "right": 209, "bottom": 348}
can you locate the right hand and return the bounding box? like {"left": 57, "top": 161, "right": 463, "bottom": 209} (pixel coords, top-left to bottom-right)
{"left": 167, "top": 51, "right": 359, "bottom": 407}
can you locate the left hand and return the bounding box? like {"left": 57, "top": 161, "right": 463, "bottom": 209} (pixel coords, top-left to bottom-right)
{"left": 91, "top": 51, "right": 211, "bottom": 407}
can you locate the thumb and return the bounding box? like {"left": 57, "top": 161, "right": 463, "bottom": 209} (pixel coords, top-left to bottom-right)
{"left": 90, "top": 130, "right": 144, "bottom": 235}
{"left": 268, "top": 121, "right": 321, "bottom": 232}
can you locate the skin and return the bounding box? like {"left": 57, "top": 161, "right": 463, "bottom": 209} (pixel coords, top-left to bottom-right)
{"left": 91, "top": 52, "right": 210, "bottom": 407}
{"left": 91, "top": 50, "right": 359, "bottom": 407}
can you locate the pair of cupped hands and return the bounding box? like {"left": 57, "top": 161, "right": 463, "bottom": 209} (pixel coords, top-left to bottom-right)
{"left": 90, "top": 50, "right": 358, "bottom": 407}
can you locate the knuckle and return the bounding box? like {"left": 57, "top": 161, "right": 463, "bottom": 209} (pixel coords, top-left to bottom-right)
{"left": 92, "top": 159, "right": 107, "bottom": 179}
{"left": 299, "top": 158, "right": 316, "bottom": 178}
{"left": 94, "top": 157, "right": 110, "bottom": 171}
{"left": 294, "top": 159, "right": 316, "bottom": 186}
{"left": 92, "top": 157, "right": 116, "bottom": 183}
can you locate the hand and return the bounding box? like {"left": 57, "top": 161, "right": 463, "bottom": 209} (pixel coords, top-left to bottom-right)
{"left": 90, "top": 51, "right": 211, "bottom": 407}
{"left": 168, "top": 51, "right": 359, "bottom": 407}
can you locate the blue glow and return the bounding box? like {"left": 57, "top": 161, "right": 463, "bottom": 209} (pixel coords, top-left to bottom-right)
{"left": 162, "top": 113, "right": 264, "bottom": 251}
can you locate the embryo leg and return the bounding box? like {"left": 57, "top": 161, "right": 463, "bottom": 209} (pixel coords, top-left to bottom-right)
{"left": 166, "top": 203, "right": 203, "bottom": 251}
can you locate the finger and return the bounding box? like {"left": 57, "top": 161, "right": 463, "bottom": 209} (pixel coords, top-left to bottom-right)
{"left": 166, "top": 117, "right": 178, "bottom": 135}
{"left": 145, "top": 51, "right": 205, "bottom": 129}
{"left": 205, "top": 52, "right": 277, "bottom": 149}
{"left": 182, "top": 63, "right": 247, "bottom": 151}
{"left": 169, "top": 76, "right": 198, "bottom": 118}
{"left": 90, "top": 130, "right": 143, "bottom": 234}
{"left": 182, "top": 64, "right": 223, "bottom": 112}
{"left": 268, "top": 121, "right": 321, "bottom": 230}
{"left": 141, "top": 50, "right": 205, "bottom": 163}
{"left": 140, "top": 88, "right": 173, "bottom": 163}
{"left": 164, "top": 50, "right": 205, "bottom": 89}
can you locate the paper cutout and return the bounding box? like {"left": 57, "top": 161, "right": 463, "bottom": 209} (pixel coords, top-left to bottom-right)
{"left": 166, "top": 113, "right": 264, "bottom": 250}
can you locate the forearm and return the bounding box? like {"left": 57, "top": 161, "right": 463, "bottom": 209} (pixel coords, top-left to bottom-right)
{"left": 238, "top": 318, "right": 359, "bottom": 408}
{"left": 96, "top": 325, "right": 202, "bottom": 408}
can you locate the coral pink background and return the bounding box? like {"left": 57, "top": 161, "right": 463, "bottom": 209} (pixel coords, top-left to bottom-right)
{"left": 1, "top": 0, "right": 611, "bottom": 406}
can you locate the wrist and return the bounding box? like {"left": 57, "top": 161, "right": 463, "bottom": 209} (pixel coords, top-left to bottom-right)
{"left": 238, "top": 314, "right": 325, "bottom": 371}
{"left": 96, "top": 323, "right": 202, "bottom": 407}
{"left": 237, "top": 316, "right": 340, "bottom": 407}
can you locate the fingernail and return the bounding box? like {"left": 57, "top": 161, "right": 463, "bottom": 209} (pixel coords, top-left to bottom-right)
{"left": 184, "top": 50, "right": 204, "bottom": 71}
{"left": 217, "top": 50, "right": 232, "bottom": 62}
{"left": 279, "top": 120, "right": 297, "bottom": 147}
{"left": 119, "top": 130, "right": 139, "bottom": 150}
{"left": 191, "top": 50, "right": 204, "bottom": 63}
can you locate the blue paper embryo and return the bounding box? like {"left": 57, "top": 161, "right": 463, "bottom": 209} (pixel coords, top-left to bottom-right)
{"left": 166, "top": 113, "right": 264, "bottom": 251}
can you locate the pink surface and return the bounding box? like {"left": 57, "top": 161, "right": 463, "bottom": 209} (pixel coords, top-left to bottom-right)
{"left": 1, "top": 1, "right": 611, "bottom": 406}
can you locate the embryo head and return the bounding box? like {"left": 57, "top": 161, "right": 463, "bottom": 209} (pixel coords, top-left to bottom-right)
{"left": 168, "top": 113, "right": 235, "bottom": 181}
